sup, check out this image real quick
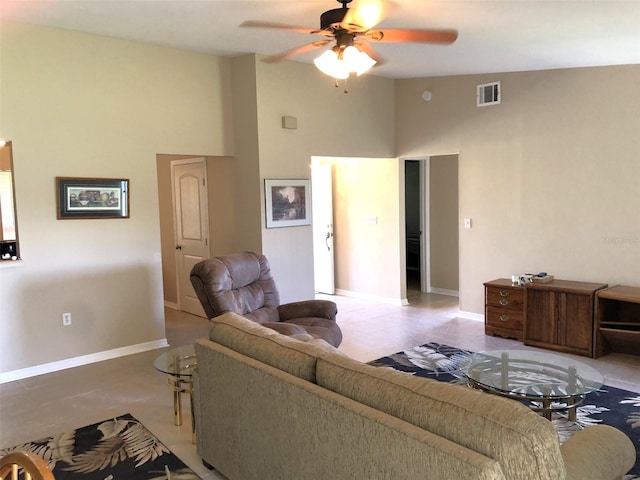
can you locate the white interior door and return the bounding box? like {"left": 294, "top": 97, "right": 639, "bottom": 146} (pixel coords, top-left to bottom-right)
{"left": 172, "top": 158, "right": 209, "bottom": 317}
{"left": 312, "top": 160, "right": 335, "bottom": 294}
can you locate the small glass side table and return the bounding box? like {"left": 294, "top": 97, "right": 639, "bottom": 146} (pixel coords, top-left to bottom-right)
{"left": 154, "top": 345, "right": 197, "bottom": 442}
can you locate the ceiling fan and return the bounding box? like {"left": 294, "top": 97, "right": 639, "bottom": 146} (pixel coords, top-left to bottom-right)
{"left": 241, "top": 0, "right": 458, "bottom": 88}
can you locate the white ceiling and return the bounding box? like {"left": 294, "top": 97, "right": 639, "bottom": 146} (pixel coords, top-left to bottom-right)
{"left": 2, "top": 0, "right": 639, "bottom": 79}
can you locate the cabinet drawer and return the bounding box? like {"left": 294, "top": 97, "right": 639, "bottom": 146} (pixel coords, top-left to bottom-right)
{"left": 486, "top": 288, "right": 524, "bottom": 309}
{"left": 486, "top": 307, "right": 524, "bottom": 331}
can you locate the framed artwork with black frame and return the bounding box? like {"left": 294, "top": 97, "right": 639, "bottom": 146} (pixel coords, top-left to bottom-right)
{"left": 264, "top": 179, "right": 311, "bottom": 228}
{"left": 56, "top": 177, "right": 129, "bottom": 219}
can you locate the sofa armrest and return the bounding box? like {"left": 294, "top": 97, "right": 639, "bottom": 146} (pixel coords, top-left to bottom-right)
{"left": 278, "top": 300, "right": 337, "bottom": 321}
{"left": 561, "top": 424, "right": 635, "bottom": 480}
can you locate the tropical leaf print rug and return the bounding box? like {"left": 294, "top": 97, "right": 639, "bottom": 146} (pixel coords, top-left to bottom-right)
{"left": 0, "top": 413, "right": 199, "bottom": 480}
{"left": 370, "top": 342, "right": 640, "bottom": 480}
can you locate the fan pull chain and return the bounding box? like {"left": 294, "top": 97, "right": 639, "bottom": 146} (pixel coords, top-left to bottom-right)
{"left": 333, "top": 78, "right": 350, "bottom": 94}
{"left": 343, "top": 78, "right": 349, "bottom": 94}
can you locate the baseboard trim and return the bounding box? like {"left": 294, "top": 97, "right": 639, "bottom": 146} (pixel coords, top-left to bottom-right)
{"left": 335, "top": 289, "right": 409, "bottom": 306}
{"left": 457, "top": 310, "right": 484, "bottom": 322}
{"left": 164, "top": 300, "right": 179, "bottom": 310}
{"left": 428, "top": 287, "right": 459, "bottom": 297}
{"left": 0, "top": 339, "right": 169, "bottom": 384}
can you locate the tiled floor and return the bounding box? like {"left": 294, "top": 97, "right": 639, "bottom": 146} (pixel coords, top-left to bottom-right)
{"left": 1, "top": 288, "right": 639, "bottom": 480}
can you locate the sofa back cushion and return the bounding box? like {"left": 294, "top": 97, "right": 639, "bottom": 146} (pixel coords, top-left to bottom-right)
{"left": 209, "top": 312, "right": 344, "bottom": 382}
{"left": 316, "top": 354, "right": 567, "bottom": 480}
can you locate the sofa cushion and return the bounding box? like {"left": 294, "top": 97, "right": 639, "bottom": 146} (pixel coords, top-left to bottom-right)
{"left": 316, "top": 354, "right": 567, "bottom": 480}
{"left": 209, "top": 312, "right": 344, "bottom": 382}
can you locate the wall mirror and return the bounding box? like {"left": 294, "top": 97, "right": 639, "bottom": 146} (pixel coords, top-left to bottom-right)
{"left": 0, "top": 141, "right": 20, "bottom": 260}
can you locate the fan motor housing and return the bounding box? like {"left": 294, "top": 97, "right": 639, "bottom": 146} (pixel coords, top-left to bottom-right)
{"left": 320, "top": 7, "right": 348, "bottom": 30}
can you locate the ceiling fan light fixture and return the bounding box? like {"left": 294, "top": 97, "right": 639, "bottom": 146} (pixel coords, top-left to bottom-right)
{"left": 314, "top": 45, "right": 376, "bottom": 79}
{"left": 314, "top": 49, "right": 350, "bottom": 79}
{"left": 343, "top": 46, "right": 376, "bottom": 75}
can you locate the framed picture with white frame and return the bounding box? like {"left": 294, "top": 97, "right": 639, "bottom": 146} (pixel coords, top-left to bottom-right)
{"left": 264, "top": 179, "right": 311, "bottom": 228}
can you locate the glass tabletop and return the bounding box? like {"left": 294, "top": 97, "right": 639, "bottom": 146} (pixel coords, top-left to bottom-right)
{"left": 459, "top": 350, "right": 604, "bottom": 399}
{"left": 153, "top": 344, "right": 197, "bottom": 378}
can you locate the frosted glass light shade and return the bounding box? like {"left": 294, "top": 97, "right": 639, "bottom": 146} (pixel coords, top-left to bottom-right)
{"left": 343, "top": 46, "right": 376, "bottom": 76}
{"left": 314, "top": 50, "right": 349, "bottom": 79}
{"left": 314, "top": 46, "right": 377, "bottom": 79}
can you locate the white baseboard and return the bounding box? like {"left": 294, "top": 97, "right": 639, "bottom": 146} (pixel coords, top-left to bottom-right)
{"left": 457, "top": 310, "right": 484, "bottom": 322}
{"left": 0, "top": 339, "right": 170, "bottom": 384}
{"left": 164, "top": 300, "right": 179, "bottom": 310}
{"left": 335, "top": 289, "right": 409, "bottom": 306}
{"left": 428, "top": 287, "right": 459, "bottom": 297}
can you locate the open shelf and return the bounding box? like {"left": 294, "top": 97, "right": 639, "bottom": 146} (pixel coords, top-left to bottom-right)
{"left": 600, "top": 322, "right": 640, "bottom": 331}
{"left": 594, "top": 285, "right": 640, "bottom": 358}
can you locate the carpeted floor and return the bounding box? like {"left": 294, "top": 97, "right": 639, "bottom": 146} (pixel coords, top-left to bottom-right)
{"left": 370, "top": 342, "right": 640, "bottom": 480}
{"left": 0, "top": 413, "right": 200, "bottom": 480}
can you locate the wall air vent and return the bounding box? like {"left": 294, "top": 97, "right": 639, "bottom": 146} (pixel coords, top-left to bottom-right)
{"left": 477, "top": 81, "right": 501, "bottom": 107}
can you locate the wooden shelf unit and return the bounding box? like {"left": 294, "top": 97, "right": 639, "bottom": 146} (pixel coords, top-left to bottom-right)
{"left": 524, "top": 279, "right": 607, "bottom": 358}
{"left": 594, "top": 285, "right": 640, "bottom": 358}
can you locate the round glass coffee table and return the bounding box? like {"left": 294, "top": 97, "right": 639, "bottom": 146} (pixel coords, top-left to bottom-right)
{"left": 154, "top": 345, "right": 197, "bottom": 441}
{"left": 459, "top": 350, "right": 604, "bottom": 421}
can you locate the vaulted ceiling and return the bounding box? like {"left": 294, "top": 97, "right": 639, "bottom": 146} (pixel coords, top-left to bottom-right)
{"left": 2, "top": 0, "right": 639, "bottom": 79}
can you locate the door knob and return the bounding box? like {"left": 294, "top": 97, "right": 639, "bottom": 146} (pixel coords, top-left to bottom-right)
{"left": 176, "top": 245, "right": 182, "bottom": 250}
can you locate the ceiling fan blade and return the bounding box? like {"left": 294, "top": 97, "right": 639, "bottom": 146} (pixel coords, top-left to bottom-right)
{"left": 240, "top": 20, "right": 318, "bottom": 35}
{"left": 366, "top": 28, "right": 458, "bottom": 44}
{"left": 264, "top": 40, "right": 331, "bottom": 63}
{"left": 342, "top": 0, "right": 393, "bottom": 31}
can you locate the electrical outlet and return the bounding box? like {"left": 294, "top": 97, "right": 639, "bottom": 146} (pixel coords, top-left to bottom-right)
{"left": 62, "top": 312, "right": 72, "bottom": 326}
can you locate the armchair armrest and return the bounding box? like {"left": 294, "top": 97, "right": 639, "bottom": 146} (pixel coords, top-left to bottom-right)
{"left": 278, "top": 300, "right": 337, "bottom": 321}
{"left": 561, "top": 424, "right": 635, "bottom": 480}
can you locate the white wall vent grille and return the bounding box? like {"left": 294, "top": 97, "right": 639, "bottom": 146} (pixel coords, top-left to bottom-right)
{"left": 477, "top": 81, "right": 501, "bottom": 107}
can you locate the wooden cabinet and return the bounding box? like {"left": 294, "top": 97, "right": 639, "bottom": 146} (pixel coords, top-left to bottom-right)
{"left": 524, "top": 279, "right": 607, "bottom": 357}
{"left": 594, "top": 285, "right": 640, "bottom": 358}
{"left": 484, "top": 278, "right": 525, "bottom": 341}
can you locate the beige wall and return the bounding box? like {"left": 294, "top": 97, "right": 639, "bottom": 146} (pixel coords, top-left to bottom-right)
{"left": 6, "top": 20, "right": 637, "bottom": 377}
{"left": 157, "top": 55, "right": 398, "bottom": 308}
{"left": 0, "top": 21, "right": 232, "bottom": 374}
{"left": 250, "top": 56, "right": 396, "bottom": 302}
{"left": 0, "top": 20, "right": 399, "bottom": 377}
{"left": 333, "top": 157, "right": 404, "bottom": 302}
{"left": 157, "top": 156, "right": 177, "bottom": 304}
{"left": 227, "top": 55, "right": 263, "bottom": 256}
{"left": 430, "top": 155, "right": 459, "bottom": 292}
{"left": 396, "top": 65, "right": 640, "bottom": 314}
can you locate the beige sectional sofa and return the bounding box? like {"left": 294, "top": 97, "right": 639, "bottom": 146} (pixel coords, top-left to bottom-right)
{"left": 193, "top": 312, "right": 635, "bottom": 480}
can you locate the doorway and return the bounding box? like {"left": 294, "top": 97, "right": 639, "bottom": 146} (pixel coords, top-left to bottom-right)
{"left": 171, "top": 158, "right": 210, "bottom": 317}
{"left": 405, "top": 160, "right": 422, "bottom": 292}
{"left": 404, "top": 155, "right": 459, "bottom": 296}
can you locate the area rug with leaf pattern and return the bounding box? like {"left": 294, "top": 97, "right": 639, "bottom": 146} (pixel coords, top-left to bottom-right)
{"left": 369, "top": 342, "right": 640, "bottom": 480}
{"left": 0, "top": 413, "right": 200, "bottom": 480}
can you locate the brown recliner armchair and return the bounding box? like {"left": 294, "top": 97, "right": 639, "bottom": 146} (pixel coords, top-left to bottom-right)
{"left": 190, "top": 251, "right": 342, "bottom": 347}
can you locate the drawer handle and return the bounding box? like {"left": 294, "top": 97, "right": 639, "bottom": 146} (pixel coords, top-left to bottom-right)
{"left": 499, "top": 290, "right": 509, "bottom": 297}
{"left": 499, "top": 299, "right": 509, "bottom": 306}
{"left": 499, "top": 315, "right": 510, "bottom": 322}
